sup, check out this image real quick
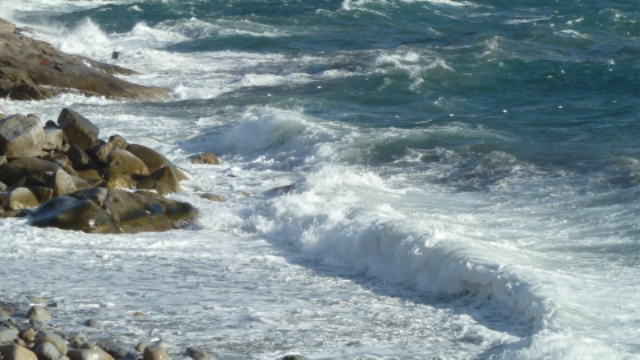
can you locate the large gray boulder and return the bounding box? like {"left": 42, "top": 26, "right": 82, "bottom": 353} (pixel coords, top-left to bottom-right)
{"left": 143, "top": 344, "right": 168, "bottom": 360}
{"left": 57, "top": 109, "right": 99, "bottom": 150}
{"left": 0, "top": 158, "right": 62, "bottom": 186}
{"left": 34, "top": 330, "right": 68, "bottom": 356}
{"left": 0, "top": 344, "right": 38, "bottom": 360}
{"left": 105, "top": 149, "right": 149, "bottom": 180}
{"left": 0, "top": 114, "right": 45, "bottom": 158}
{"left": 32, "top": 188, "right": 198, "bottom": 233}
{"left": 3, "top": 188, "right": 39, "bottom": 210}
{"left": 126, "top": 144, "right": 187, "bottom": 180}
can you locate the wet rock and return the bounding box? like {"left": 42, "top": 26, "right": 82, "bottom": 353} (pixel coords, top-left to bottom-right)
{"left": 74, "top": 170, "right": 103, "bottom": 185}
{"left": 187, "top": 152, "right": 220, "bottom": 165}
{"left": 68, "top": 334, "right": 88, "bottom": 349}
{"left": 35, "top": 342, "right": 62, "bottom": 360}
{"left": 107, "top": 135, "right": 127, "bottom": 150}
{"left": 0, "top": 18, "right": 16, "bottom": 34}
{"left": 0, "top": 158, "right": 62, "bottom": 186}
{"left": 6, "top": 176, "right": 48, "bottom": 192}
{"left": 34, "top": 330, "right": 67, "bottom": 356}
{"left": 70, "top": 176, "right": 91, "bottom": 191}
{"left": 66, "top": 145, "right": 100, "bottom": 172}
{"left": 282, "top": 356, "right": 310, "bottom": 360}
{"left": 40, "top": 153, "right": 77, "bottom": 176}
{"left": 185, "top": 347, "right": 219, "bottom": 360}
{"left": 51, "top": 170, "right": 77, "bottom": 197}
{"left": 199, "top": 193, "right": 225, "bottom": 202}
{"left": 143, "top": 344, "right": 168, "bottom": 360}
{"left": 0, "top": 209, "right": 28, "bottom": 218}
{"left": 4, "top": 188, "right": 39, "bottom": 210}
{"left": 0, "top": 114, "right": 45, "bottom": 159}
{"left": 135, "top": 178, "right": 171, "bottom": 196}
{"left": 82, "top": 320, "right": 100, "bottom": 330}
{"left": 0, "top": 344, "right": 38, "bottom": 360}
{"left": 67, "top": 349, "right": 113, "bottom": 360}
{"left": 132, "top": 312, "right": 146, "bottom": 318}
{"left": 148, "top": 166, "right": 181, "bottom": 193}
{"left": 31, "top": 189, "right": 198, "bottom": 233}
{"left": 57, "top": 109, "right": 99, "bottom": 150}
{"left": 105, "top": 149, "right": 149, "bottom": 180}
{"left": 126, "top": 144, "right": 186, "bottom": 180}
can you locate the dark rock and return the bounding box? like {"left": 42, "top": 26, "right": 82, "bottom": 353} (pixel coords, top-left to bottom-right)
{"left": 282, "top": 356, "right": 310, "bottom": 360}
{"left": 105, "top": 149, "right": 148, "bottom": 180}
{"left": 30, "top": 187, "right": 54, "bottom": 203}
{"left": 40, "top": 153, "right": 77, "bottom": 176}
{"left": 137, "top": 166, "right": 180, "bottom": 194}
{"left": 185, "top": 347, "right": 219, "bottom": 360}
{"left": 0, "top": 156, "right": 6, "bottom": 166}
{"left": 82, "top": 320, "right": 100, "bottom": 330}
{"left": 187, "top": 152, "right": 220, "bottom": 165}
{"left": 135, "top": 178, "right": 171, "bottom": 195}
{"left": 0, "top": 181, "right": 5, "bottom": 192}
{"left": 88, "top": 142, "right": 113, "bottom": 165}
{"left": 0, "top": 114, "right": 45, "bottom": 158}
{"left": 25, "top": 307, "right": 50, "bottom": 323}
{"left": 0, "top": 158, "right": 62, "bottom": 186}
{"left": 94, "top": 339, "right": 129, "bottom": 359}
{"left": 199, "top": 194, "right": 225, "bottom": 202}
{"left": 66, "top": 145, "right": 100, "bottom": 172}
{"left": 74, "top": 170, "right": 103, "bottom": 185}
{"left": 0, "top": 209, "right": 28, "bottom": 218}
{"left": 135, "top": 343, "right": 148, "bottom": 353}
{"left": 32, "top": 189, "right": 198, "bottom": 233}
{"left": 6, "top": 176, "right": 48, "bottom": 192}
{"left": 19, "top": 328, "right": 36, "bottom": 343}
{"left": 57, "top": 109, "right": 100, "bottom": 150}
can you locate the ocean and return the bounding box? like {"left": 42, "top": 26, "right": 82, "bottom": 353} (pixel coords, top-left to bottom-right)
{"left": 0, "top": 0, "right": 638, "bottom": 358}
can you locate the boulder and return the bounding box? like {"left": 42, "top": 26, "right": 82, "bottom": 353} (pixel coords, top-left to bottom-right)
{"left": 0, "top": 327, "right": 18, "bottom": 344}
{"left": 0, "top": 24, "right": 169, "bottom": 101}
{"left": 57, "top": 109, "right": 99, "bottom": 150}
{"left": 0, "top": 156, "right": 6, "bottom": 165}
{"left": 31, "top": 189, "right": 198, "bottom": 233}
{"left": 0, "top": 344, "right": 38, "bottom": 360}
{"left": 40, "top": 153, "right": 77, "bottom": 176}
{"left": 30, "top": 187, "right": 55, "bottom": 203}
{"left": 67, "top": 349, "right": 112, "bottom": 360}
{"left": 0, "top": 158, "right": 62, "bottom": 186}
{"left": 82, "top": 320, "right": 100, "bottom": 330}
{"left": 0, "top": 114, "right": 45, "bottom": 158}
{"left": 34, "top": 342, "right": 62, "bottom": 360}
{"left": 104, "top": 149, "right": 148, "bottom": 180}
{"left": 187, "top": 152, "right": 220, "bottom": 165}
{"left": 68, "top": 334, "right": 88, "bottom": 350}
{"left": 135, "top": 178, "right": 171, "bottom": 195}
{"left": 105, "top": 175, "right": 135, "bottom": 190}
{"left": 94, "top": 339, "right": 130, "bottom": 360}
{"left": 43, "top": 127, "right": 63, "bottom": 151}
{"left": 7, "top": 176, "right": 48, "bottom": 192}
{"left": 0, "top": 209, "right": 28, "bottom": 218}
{"left": 88, "top": 142, "right": 113, "bottom": 165}
{"left": 19, "top": 328, "right": 36, "bottom": 343}
{"left": 34, "top": 330, "right": 67, "bottom": 356}
{"left": 282, "top": 356, "right": 310, "bottom": 360}
{"left": 70, "top": 176, "right": 92, "bottom": 191}
{"left": 50, "top": 170, "right": 77, "bottom": 197}
{"left": 143, "top": 344, "right": 168, "bottom": 360}
{"left": 0, "top": 181, "right": 6, "bottom": 192}
{"left": 126, "top": 144, "right": 187, "bottom": 180}
{"left": 74, "top": 170, "right": 103, "bottom": 185}
{"left": 66, "top": 145, "right": 100, "bottom": 172}
{"left": 4, "top": 188, "right": 39, "bottom": 210}
{"left": 137, "top": 166, "right": 180, "bottom": 194}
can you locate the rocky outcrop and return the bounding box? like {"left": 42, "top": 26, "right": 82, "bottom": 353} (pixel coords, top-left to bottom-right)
{"left": 0, "top": 108, "right": 198, "bottom": 233}
{"left": 0, "top": 18, "right": 168, "bottom": 101}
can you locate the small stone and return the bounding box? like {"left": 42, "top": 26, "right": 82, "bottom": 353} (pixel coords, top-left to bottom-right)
{"left": 143, "top": 343, "right": 168, "bottom": 360}
{"left": 199, "top": 194, "right": 226, "bottom": 202}
{"left": 187, "top": 152, "right": 220, "bottom": 165}
{"left": 132, "top": 312, "right": 146, "bottom": 318}
{"left": 4, "top": 188, "right": 39, "bottom": 210}
{"left": 35, "top": 342, "right": 62, "bottom": 360}
{"left": 34, "top": 330, "right": 67, "bottom": 356}
{"left": 282, "top": 356, "right": 310, "bottom": 360}
{"left": 82, "top": 320, "right": 100, "bottom": 330}
{"left": 134, "top": 343, "right": 148, "bottom": 353}
{"left": 57, "top": 109, "right": 99, "bottom": 150}
{"left": 0, "top": 344, "right": 38, "bottom": 360}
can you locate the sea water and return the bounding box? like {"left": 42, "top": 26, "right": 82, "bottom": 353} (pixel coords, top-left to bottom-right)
{"left": 0, "top": 0, "right": 639, "bottom": 359}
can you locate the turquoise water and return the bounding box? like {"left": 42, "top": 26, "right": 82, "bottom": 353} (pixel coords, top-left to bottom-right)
{"left": 1, "top": 0, "right": 640, "bottom": 358}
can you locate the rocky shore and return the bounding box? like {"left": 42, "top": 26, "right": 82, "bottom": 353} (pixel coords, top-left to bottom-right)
{"left": 0, "top": 298, "right": 309, "bottom": 360}
{"left": 0, "top": 17, "right": 168, "bottom": 101}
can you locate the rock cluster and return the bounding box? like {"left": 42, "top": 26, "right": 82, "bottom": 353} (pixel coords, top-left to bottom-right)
{"left": 0, "top": 17, "right": 168, "bottom": 101}
{"left": 0, "top": 299, "right": 308, "bottom": 360}
{"left": 0, "top": 108, "right": 198, "bottom": 233}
